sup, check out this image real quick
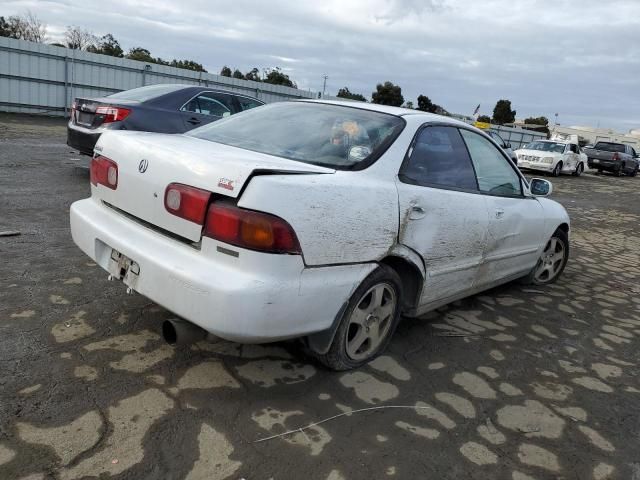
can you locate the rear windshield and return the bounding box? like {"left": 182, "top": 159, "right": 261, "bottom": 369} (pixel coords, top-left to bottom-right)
{"left": 187, "top": 102, "right": 405, "bottom": 169}
{"left": 107, "top": 84, "right": 184, "bottom": 102}
{"left": 523, "top": 141, "right": 565, "bottom": 153}
{"left": 594, "top": 142, "right": 625, "bottom": 153}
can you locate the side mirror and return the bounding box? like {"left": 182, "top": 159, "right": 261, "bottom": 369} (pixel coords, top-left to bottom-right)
{"left": 530, "top": 178, "right": 553, "bottom": 197}
{"left": 348, "top": 145, "right": 372, "bottom": 162}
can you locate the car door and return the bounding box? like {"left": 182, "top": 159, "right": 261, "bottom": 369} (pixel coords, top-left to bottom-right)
{"left": 396, "top": 125, "right": 490, "bottom": 308}
{"left": 180, "top": 92, "right": 237, "bottom": 130}
{"left": 458, "top": 128, "right": 546, "bottom": 284}
{"left": 567, "top": 143, "right": 580, "bottom": 170}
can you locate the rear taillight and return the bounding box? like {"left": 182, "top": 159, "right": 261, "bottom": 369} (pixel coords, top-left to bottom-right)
{"left": 612, "top": 152, "right": 620, "bottom": 161}
{"left": 96, "top": 106, "right": 131, "bottom": 123}
{"left": 204, "top": 203, "right": 301, "bottom": 254}
{"left": 90, "top": 156, "right": 118, "bottom": 190}
{"left": 164, "top": 183, "right": 211, "bottom": 225}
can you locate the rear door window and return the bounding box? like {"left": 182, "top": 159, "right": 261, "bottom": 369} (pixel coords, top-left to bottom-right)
{"left": 460, "top": 129, "right": 522, "bottom": 197}
{"left": 182, "top": 92, "right": 235, "bottom": 117}
{"left": 400, "top": 126, "right": 478, "bottom": 191}
{"left": 236, "top": 96, "right": 263, "bottom": 111}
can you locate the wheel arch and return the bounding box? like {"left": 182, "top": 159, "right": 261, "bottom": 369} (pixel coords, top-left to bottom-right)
{"left": 379, "top": 250, "right": 425, "bottom": 314}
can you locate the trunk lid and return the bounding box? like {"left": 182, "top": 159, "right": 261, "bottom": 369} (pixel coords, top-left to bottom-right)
{"left": 93, "top": 131, "right": 335, "bottom": 242}
{"left": 72, "top": 97, "right": 137, "bottom": 129}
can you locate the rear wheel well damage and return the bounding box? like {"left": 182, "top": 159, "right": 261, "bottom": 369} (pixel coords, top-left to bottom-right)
{"left": 379, "top": 256, "right": 423, "bottom": 313}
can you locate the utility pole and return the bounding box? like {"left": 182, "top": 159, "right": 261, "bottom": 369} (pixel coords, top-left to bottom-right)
{"left": 322, "top": 74, "right": 328, "bottom": 97}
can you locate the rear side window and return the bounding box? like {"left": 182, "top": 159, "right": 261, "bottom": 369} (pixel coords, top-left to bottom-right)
{"left": 460, "top": 129, "right": 521, "bottom": 197}
{"left": 182, "top": 92, "right": 235, "bottom": 117}
{"left": 569, "top": 144, "right": 578, "bottom": 153}
{"left": 237, "top": 96, "right": 263, "bottom": 111}
{"left": 594, "top": 142, "right": 625, "bottom": 153}
{"left": 400, "top": 126, "right": 478, "bottom": 191}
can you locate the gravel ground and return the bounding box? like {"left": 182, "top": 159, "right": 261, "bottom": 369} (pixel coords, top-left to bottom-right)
{"left": 1, "top": 113, "right": 639, "bottom": 480}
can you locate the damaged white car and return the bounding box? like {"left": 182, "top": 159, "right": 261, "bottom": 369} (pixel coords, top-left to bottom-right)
{"left": 70, "top": 101, "right": 570, "bottom": 370}
{"left": 516, "top": 135, "right": 587, "bottom": 177}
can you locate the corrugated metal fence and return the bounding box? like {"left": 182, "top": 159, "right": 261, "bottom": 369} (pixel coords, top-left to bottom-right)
{"left": 489, "top": 125, "right": 546, "bottom": 149}
{"left": 0, "top": 37, "right": 322, "bottom": 117}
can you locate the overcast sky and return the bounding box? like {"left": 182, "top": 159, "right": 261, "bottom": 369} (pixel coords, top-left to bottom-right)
{"left": 4, "top": 0, "right": 640, "bottom": 131}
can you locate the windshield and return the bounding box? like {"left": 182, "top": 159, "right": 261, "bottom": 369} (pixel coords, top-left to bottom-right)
{"left": 107, "top": 84, "right": 184, "bottom": 102}
{"left": 187, "top": 102, "right": 405, "bottom": 169}
{"left": 594, "top": 142, "right": 625, "bottom": 153}
{"left": 523, "top": 141, "right": 565, "bottom": 153}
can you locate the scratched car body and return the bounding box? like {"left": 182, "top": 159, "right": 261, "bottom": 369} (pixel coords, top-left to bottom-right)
{"left": 70, "top": 100, "right": 570, "bottom": 370}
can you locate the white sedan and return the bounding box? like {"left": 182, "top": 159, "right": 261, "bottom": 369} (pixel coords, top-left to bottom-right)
{"left": 70, "top": 100, "right": 570, "bottom": 370}
{"left": 516, "top": 140, "right": 587, "bottom": 177}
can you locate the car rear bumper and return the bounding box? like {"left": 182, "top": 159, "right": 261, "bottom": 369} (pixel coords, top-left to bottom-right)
{"left": 67, "top": 122, "right": 101, "bottom": 156}
{"left": 587, "top": 159, "right": 618, "bottom": 170}
{"left": 70, "top": 198, "right": 375, "bottom": 343}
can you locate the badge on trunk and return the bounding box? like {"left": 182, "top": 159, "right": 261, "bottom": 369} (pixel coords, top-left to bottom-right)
{"left": 138, "top": 159, "right": 149, "bottom": 173}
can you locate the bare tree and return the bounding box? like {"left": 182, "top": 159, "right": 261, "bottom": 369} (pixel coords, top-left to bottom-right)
{"left": 1, "top": 11, "right": 47, "bottom": 42}
{"left": 64, "top": 25, "right": 97, "bottom": 50}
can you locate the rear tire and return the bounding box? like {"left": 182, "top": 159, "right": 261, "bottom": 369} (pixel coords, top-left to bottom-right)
{"left": 615, "top": 165, "right": 623, "bottom": 177}
{"left": 597, "top": 168, "right": 603, "bottom": 174}
{"left": 573, "top": 163, "right": 584, "bottom": 177}
{"left": 315, "top": 265, "right": 403, "bottom": 371}
{"left": 552, "top": 162, "right": 562, "bottom": 177}
{"left": 631, "top": 168, "right": 638, "bottom": 177}
{"left": 521, "top": 229, "right": 569, "bottom": 286}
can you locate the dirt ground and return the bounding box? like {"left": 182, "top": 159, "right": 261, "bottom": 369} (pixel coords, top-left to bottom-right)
{"left": 1, "top": 113, "right": 639, "bottom": 480}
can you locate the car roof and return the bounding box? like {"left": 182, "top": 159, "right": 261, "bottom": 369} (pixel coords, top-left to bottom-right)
{"left": 298, "top": 99, "right": 470, "bottom": 126}
{"left": 152, "top": 84, "right": 263, "bottom": 101}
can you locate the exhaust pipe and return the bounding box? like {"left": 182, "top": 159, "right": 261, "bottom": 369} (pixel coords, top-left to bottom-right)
{"left": 162, "top": 318, "right": 207, "bottom": 345}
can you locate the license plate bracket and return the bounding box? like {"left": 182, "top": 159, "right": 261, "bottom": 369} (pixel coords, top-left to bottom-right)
{"left": 108, "top": 249, "right": 140, "bottom": 289}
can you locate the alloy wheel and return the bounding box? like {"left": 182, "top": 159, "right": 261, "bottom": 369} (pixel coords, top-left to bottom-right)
{"left": 534, "top": 237, "right": 566, "bottom": 283}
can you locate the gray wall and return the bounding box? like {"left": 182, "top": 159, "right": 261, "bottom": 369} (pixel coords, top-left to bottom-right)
{"left": 0, "top": 37, "right": 324, "bottom": 117}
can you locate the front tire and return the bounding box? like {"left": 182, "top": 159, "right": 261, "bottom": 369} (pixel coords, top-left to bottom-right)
{"left": 316, "top": 265, "right": 403, "bottom": 370}
{"left": 552, "top": 162, "right": 562, "bottom": 177}
{"left": 522, "top": 229, "right": 569, "bottom": 286}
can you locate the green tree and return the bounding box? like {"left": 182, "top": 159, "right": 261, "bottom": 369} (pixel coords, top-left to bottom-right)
{"left": 404, "top": 101, "right": 414, "bottom": 109}
{"left": 263, "top": 67, "right": 296, "bottom": 88}
{"left": 232, "top": 69, "right": 244, "bottom": 79}
{"left": 492, "top": 99, "right": 516, "bottom": 125}
{"left": 126, "top": 47, "right": 155, "bottom": 63}
{"left": 220, "top": 66, "right": 232, "bottom": 77}
{"left": 371, "top": 81, "right": 404, "bottom": 106}
{"left": 477, "top": 114, "right": 491, "bottom": 123}
{"left": 244, "top": 67, "right": 262, "bottom": 82}
{"left": 523, "top": 116, "right": 550, "bottom": 134}
{"left": 337, "top": 87, "right": 367, "bottom": 102}
{"left": 87, "top": 34, "right": 123, "bottom": 57}
{"left": 417, "top": 94, "right": 438, "bottom": 113}
{"left": 170, "top": 59, "right": 206, "bottom": 72}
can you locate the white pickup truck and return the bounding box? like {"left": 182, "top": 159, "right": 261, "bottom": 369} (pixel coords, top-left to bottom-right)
{"left": 515, "top": 134, "right": 587, "bottom": 177}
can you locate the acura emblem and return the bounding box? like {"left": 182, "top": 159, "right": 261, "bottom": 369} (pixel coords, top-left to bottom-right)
{"left": 138, "top": 159, "right": 149, "bottom": 173}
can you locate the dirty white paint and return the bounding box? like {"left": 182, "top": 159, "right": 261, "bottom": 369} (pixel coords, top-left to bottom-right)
{"left": 339, "top": 372, "right": 399, "bottom": 404}
{"left": 74, "top": 365, "right": 97, "bottom": 381}
{"left": 235, "top": 360, "right": 316, "bottom": 387}
{"left": 369, "top": 356, "right": 411, "bottom": 381}
{"left": 185, "top": 423, "right": 241, "bottom": 480}
{"left": 176, "top": 362, "right": 240, "bottom": 391}
{"left": 496, "top": 400, "right": 565, "bottom": 439}
{"left": 415, "top": 401, "right": 456, "bottom": 429}
{"left": 571, "top": 377, "right": 613, "bottom": 393}
{"left": 453, "top": 372, "right": 497, "bottom": 399}
{"left": 252, "top": 408, "right": 331, "bottom": 456}
{"left": 459, "top": 442, "right": 498, "bottom": 465}
{"left": 577, "top": 425, "right": 614, "bottom": 452}
{"left": 395, "top": 421, "right": 439, "bottom": 440}
{"left": 61, "top": 389, "right": 174, "bottom": 479}
{"left": 517, "top": 443, "right": 560, "bottom": 472}
{"left": 0, "top": 444, "right": 16, "bottom": 466}
{"left": 592, "top": 463, "right": 614, "bottom": 480}
{"left": 18, "top": 384, "right": 42, "bottom": 395}
{"left": 51, "top": 311, "right": 95, "bottom": 343}
{"left": 434, "top": 392, "right": 476, "bottom": 418}
{"left": 18, "top": 411, "right": 103, "bottom": 466}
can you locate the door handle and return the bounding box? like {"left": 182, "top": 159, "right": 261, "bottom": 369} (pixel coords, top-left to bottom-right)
{"left": 409, "top": 205, "right": 426, "bottom": 220}
{"left": 495, "top": 208, "right": 505, "bottom": 219}
{"left": 187, "top": 117, "right": 201, "bottom": 125}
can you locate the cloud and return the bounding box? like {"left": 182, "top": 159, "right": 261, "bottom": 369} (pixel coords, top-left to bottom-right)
{"left": 3, "top": 0, "right": 639, "bottom": 130}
